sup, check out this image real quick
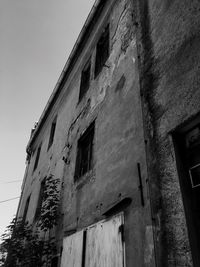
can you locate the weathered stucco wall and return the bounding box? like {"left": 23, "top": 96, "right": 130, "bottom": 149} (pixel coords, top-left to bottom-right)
{"left": 59, "top": 1, "right": 155, "bottom": 266}
{"left": 135, "top": 0, "right": 200, "bottom": 266}
{"left": 17, "top": 0, "right": 200, "bottom": 266}
{"left": 17, "top": 0, "right": 168, "bottom": 266}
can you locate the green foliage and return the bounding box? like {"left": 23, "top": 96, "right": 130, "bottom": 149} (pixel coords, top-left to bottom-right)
{"left": 0, "top": 174, "right": 61, "bottom": 267}
{"left": 42, "top": 237, "right": 57, "bottom": 267}
{"left": 0, "top": 218, "right": 44, "bottom": 267}
{"left": 38, "top": 174, "right": 60, "bottom": 231}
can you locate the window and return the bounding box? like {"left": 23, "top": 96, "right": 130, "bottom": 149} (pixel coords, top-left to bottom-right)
{"left": 34, "top": 178, "right": 46, "bottom": 221}
{"left": 48, "top": 117, "right": 57, "bottom": 150}
{"left": 95, "top": 24, "right": 110, "bottom": 77}
{"left": 33, "top": 145, "right": 41, "bottom": 171}
{"left": 75, "top": 122, "right": 95, "bottom": 180}
{"left": 22, "top": 195, "right": 31, "bottom": 223}
{"left": 60, "top": 213, "right": 125, "bottom": 267}
{"left": 79, "top": 59, "right": 91, "bottom": 101}
{"left": 174, "top": 122, "right": 200, "bottom": 266}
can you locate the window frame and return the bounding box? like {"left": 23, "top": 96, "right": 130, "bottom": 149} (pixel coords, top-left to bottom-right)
{"left": 173, "top": 120, "right": 200, "bottom": 266}
{"left": 34, "top": 178, "right": 46, "bottom": 221}
{"left": 79, "top": 58, "right": 91, "bottom": 102}
{"left": 48, "top": 116, "right": 57, "bottom": 150}
{"left": 33, "top": 144, "right": 41, "bottom": 172}
{"left": 22, "top": 194, "right": 31, "bottom": 224}
{"left": 94, "top": 24, "right": 110, "bottom": 78}
{"left": 74, "top": 122, "right": 95, "bottom": 180}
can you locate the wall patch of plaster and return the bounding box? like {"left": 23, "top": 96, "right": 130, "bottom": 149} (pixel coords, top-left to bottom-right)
{"left": 144, "top": 225, "right": 155, "bottom": 265}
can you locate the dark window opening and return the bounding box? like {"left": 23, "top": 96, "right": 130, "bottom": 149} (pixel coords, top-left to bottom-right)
{"left": 34, "top": 178, "right": 46, "bottom": 221}
{"left": 174, "top": 123, "right": 200, "bottom": 266}
{"left": 79, "top": 59, "right": 91, "bottom": 101}
{"left": 75, "top": 122, "right": 95, "bottom": 180}
{"left": 95, "top": 24, "right": 109, "bottom": 77}
{"left": 48, "top": 117, "right": 57, "bottom": 150}
{"left": 22, "top": 195, "right": 31, "bottom": 224}
{"left": 33, "top": 145, "right": 41, "bottom": 171}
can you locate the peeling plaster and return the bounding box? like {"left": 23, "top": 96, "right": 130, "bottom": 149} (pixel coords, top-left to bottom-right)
{"left": 144, "top": 225, "right": 155, "bottom": 265}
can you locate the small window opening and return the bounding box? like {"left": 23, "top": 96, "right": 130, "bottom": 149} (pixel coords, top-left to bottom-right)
{"left": 22, "top": 195, "right": 31, "bottom": 224}
{"left": 79, "top": 59, "right": 91, "bottom": 101}
{"left": 75, "top": 122, "right": 95, "bottom": 180}
{"left": 95, "top": 24, "right": 109, "bottom": 77}
{"left": 33, "top": 145, "right": 41, "bottom": 171}
{"left": 48, "top": 117, "right": 57, "bottom": 150}
{"left": 34, "top": 178, "right": 46, "bottom": 221}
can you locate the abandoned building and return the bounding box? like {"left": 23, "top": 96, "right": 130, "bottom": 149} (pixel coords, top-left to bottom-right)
{"left": 16, "top": 0, "right": 200, "bottom": 266}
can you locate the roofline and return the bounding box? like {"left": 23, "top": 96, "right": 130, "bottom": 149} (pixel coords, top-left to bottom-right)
{"left": 26, "top": 0, "right": 107, "bottom": 152}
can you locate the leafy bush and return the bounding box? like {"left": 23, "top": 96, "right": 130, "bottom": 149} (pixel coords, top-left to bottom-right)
{"left": 0, "top": 174, "right": 61, "bottom": 267}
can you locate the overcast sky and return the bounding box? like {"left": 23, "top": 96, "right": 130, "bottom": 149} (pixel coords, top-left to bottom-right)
{"left": 0, "top": 0, "right": 95, "bottom": 237}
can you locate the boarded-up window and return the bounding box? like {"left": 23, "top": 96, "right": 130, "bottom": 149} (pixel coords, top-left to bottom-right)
{"left": 61, "top": 213, "right": 124, "bottom": 267}
{"left": 85, "top": 214, "right": 124, "bottom": 267}
{"left": 61, "top": 230, "right": 84, "bottom": 267}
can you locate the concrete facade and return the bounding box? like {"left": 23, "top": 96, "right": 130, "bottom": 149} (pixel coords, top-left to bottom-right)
{"left": 17, "top": 0, "right": 200, "bottom": 266}
{"left": 134, "top": 0, "right": 200, "bottom": 266}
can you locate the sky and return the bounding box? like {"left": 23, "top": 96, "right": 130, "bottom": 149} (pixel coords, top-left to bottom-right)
{"left": 0, "top": 0, "right": 95, "bottom": 238}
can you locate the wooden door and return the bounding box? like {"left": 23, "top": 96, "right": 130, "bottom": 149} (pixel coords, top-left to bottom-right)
{"left": 61, "top": 230, "right": 83, "bottom": 267}
{"left": 61, "top": 213, "right": 125, "bottom": 267}
{"left": 85, "top": 213, "right": 124, "bottom": 267}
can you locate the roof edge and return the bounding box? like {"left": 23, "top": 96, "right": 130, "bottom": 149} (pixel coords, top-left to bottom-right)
{"left": 26, "top": 0, "right": 106, "bottom": 152}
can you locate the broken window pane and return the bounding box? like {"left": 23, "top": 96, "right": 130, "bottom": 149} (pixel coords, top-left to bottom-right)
{"left": 79, "top": 59, "right": 91, "bottom": 101}
{"left": 48, "top": 117, "right": 57, "bottom": 150}
{"left": 95, "top": 24, "right": 109, "bottom": 77}
{"left": 75, "top": 122, "right": 95, "bottom": 180}
{"left": 33, "top": 145, "right": 41, "bottom": 171}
